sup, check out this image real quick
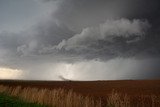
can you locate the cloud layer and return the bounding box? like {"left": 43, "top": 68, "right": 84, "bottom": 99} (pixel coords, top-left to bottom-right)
{"left": 0, "top": 0, "right": 160, "bottom": 80}
{"left": 56, "top": 19, "right": 150, "bottom": 51}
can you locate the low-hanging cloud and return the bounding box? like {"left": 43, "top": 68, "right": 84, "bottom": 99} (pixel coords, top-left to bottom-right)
{"left": 56, "top": 18, "right": 150, "bottom": 51}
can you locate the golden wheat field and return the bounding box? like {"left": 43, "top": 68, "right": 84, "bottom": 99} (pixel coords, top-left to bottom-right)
{"left": 0, "top": 80, "right": 160, "bottom": 107}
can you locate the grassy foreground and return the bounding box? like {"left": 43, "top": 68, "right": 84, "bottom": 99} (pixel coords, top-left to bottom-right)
{"left": 0, "top": 85, "right": 160, "bottom": 107}
{"left": 0, "top": 92, "right": 47, "bottom": 107}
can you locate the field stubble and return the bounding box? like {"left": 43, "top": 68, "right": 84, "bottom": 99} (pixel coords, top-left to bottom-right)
{"left": 0, "top": 80, "right": 160, "bottom": 107}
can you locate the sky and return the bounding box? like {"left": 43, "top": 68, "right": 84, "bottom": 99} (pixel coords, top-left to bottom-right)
{"left": 0, "top": 0, "right": 160, "bottom": 80}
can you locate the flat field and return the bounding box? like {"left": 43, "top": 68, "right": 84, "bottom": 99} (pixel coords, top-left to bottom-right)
{"left": 0, "top": 80, "right": 160, "bottom": 107}
{"left": 0, "top": 80, "right": 160, "bottom": 97}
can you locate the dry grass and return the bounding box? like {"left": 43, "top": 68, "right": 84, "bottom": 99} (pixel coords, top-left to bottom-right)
{"left": 107, "top": 90, "right": 160, "bottom": 107}
{"left": 0, "top": 85, "right": 101, "bottom": 107}
{"left": 0, "top": 85, "right": 160, "bottom": 107}
{"left": 107, "top": 90, "right": 130, "bottom": 107}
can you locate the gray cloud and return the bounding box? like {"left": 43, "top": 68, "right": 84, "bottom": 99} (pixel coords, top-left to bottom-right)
{"left": 52, "top": 0, "right": 160, "bottom": 32}
{"left": 0, "top": 0, "right": 160, "bottom": 80}
{"left": 56, "top": 19, "right": 150, "bottom": 51}
{"left": 16, "top": 19, "right": 75, "bottom": 56}
{"left": 53, "top": 0, "right": 129, "bottom": 32}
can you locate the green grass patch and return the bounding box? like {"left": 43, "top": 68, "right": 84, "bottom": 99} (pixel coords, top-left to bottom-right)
{"left": 0, "top": 93, "right": 48, "bottom": 107}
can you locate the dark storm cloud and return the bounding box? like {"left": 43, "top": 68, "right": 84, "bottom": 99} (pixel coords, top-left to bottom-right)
{"left": 32, "top": 0, "right": 160, "bottom": 60}
{"left": 52, "top": 0, "right": 160, "bottom": 60}
{"left": 1, "top": 0, "right": 159, "bottom": 59}
{"left": 52, "top": 0, "right": 160, "bottom": 31}
{"left": 55, "top": 18, "right": 151, "bottom": 59}
{"left": 17, "top": 20, "right": 75, "bottom": 56}
{"left": 0, "top": 0, "right": 160, "bottom": 80}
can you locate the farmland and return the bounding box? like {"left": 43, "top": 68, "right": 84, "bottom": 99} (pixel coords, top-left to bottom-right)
{"left": 0, "top": 80, "right": 160, "bottom": 107}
